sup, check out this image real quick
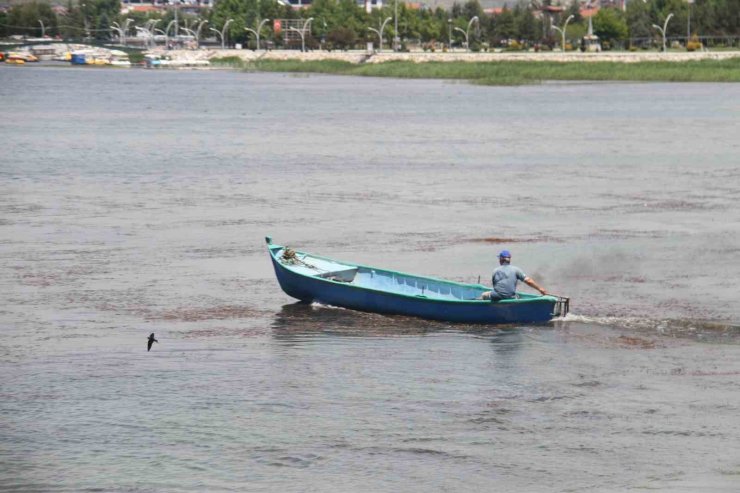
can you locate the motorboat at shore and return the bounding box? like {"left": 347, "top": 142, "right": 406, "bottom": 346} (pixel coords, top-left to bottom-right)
{"left": 70, "top": 49, "right": 130, "bottom": 66}
{"left": 4, "top": 52, "right": 38, "bottom": 63}
{"left": 144, "top": 53, "right": 209, "bottom": 68}
{"left": 266, "top": 237, "right": 569, "bottom": 324}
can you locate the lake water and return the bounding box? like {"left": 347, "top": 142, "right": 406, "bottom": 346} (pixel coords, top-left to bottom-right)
{"left": 1, "top": 66, "right": 739, "bottom": 492}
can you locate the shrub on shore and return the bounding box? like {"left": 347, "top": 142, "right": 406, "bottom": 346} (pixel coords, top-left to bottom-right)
{"left": 211, "top": 56, "right": 246, "bottom": 68}
{"left": 687, "top": 36, "right": 703, "bottom": 52}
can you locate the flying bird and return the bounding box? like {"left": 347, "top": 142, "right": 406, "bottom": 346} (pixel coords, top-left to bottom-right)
{"left": 147, "top": 333, "right": 158, "bottom": 351}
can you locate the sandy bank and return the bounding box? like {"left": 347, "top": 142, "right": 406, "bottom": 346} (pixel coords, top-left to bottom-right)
{"left": 156, "top": 48, "right": 740, "bottom": 65}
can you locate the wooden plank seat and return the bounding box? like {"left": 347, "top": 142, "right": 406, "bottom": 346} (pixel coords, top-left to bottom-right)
{"left": 317, "top": 268, "right": 358, "bottom": 283}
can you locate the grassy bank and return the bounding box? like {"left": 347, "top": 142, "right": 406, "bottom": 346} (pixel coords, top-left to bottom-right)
{"left": 211, "top": 56, "right": 740, "bottom": 85}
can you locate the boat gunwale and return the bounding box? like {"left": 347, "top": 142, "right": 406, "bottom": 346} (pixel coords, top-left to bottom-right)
{"left": 267, "top": 241, "right": 556, "bottom": 306}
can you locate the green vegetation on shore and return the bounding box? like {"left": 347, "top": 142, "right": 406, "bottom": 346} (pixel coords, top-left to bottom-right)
{"left": 210, "top": 57, "right": 740, "bottom": 85}
{"left": 3, "top": 0, "right": 739, "bottom": 53}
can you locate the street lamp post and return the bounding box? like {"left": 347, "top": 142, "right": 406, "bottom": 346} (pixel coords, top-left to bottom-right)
{"left": 81, "top": 3, "right": 90, "bottom": 40}
{"left": 321, "top": 18, "right": 327, "bottom": 50}
{"left": 110, "top": 21, "right": 125, "bottom": 45}
{"left": 180, "top": 27, "right": 197, "bottom": 49}
{"left": 165, "top": 20, "right": 176, "bottom": 48}
{"left": 210, "top": 18, "right": 234, "bottom": 50}
{"left": 135, "top": 26, "right": 155, "bottom": 48}
{"left": 368, "top": 17, "right": 392, "bottom": 52}
{"left": 454, "top": 16, "right": 479, "bottom": 52}
{"left": 146, "top": 19, "right": 160, "bottom": 47}
{"left": 453, "top": 26, "right": 466, "bottom": 50}
{"left": 447, "top": 19, "right": 452, "bottom": 51}
{"left": 244, "top": 18, "right": 270, "bottom": 51}
{"left": 195, "top": 20, "right": 208, "bottom": 49}
{"left": 38, "top": 20, "right": 45, "bottom": 38}
{"left": 110, "top": 26, "right": 121, "bottom": 44}
{"left": 155, "top": 28, "right": 166, "bottom": 46}
{"left": 687, "top": 0, "right": 694, "bottom": 41}
{"left": 551, "top": 14, "right": 574, "bottom": 52}
{"left": 288, "top": 17, "right": 313, "bottom": 53}
{"left": 173, "top": 0, "right": 180, "bottom": 40}
{"left": 133, "top": 20, "right": 159, "bottom": 49}
{"left": 118, "top": 18, "right": 133, "bottom": 47}
{"left": 652, "top": 13, "right": 674, "bottom": 52}
{"left": 123, "top": 18, "right": 133, "bottom": 46}
{"left": 394, "top": 0, "right": 399, "bottom": 51}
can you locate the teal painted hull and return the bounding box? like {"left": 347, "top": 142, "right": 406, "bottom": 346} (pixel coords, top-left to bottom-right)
{"left": 266, "top": 237, "right": 566, "bottom": 324}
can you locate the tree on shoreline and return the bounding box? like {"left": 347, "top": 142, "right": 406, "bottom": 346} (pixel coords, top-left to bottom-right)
{"left": 1, "top": 0, "right": 738, "bottom": 50}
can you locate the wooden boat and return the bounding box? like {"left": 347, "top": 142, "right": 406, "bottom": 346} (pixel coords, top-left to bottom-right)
{"left": 266, "top": 237, "right": 569, "bottom": 324}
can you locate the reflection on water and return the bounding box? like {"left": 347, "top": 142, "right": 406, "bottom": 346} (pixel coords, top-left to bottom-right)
{"left": 1, "top": 68, "right": 740, "bottom": 492}
{"left": 272, "top": 302, "right": 545, "bottom": 341}
{"left": 273, "top": 302, "right": 457, "bottom": 338}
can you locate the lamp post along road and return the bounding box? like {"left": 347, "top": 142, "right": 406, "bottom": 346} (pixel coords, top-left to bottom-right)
{"left": 453, "top": 27, "right": 467, "bottom": 50}
{"left": 210, "top": 19, "right": 234, "bottom": 50}
{"left": 173, "top": 0, "right": 181, "bottom": 40}
{"left": 447, "top": 19, "right": 452, "bottom": 51}
{"left": 454, "top": 16, "right": 479, "bottom": 52}
{"left": 180, "top": 27, "right": 197, "bottom": 48}
{"left": 551, "top": 14, "right": 574, "bottom": 52}
{"left": 195, "top": 20, "right": 208, "bottom": 49}
{"left": 135, "top": 20, "right": 157, "bottom": 48}
{"left": 222, "top": 18, "right": 235, "bottom": 49}
{"left": 110, "top": 21, "right": 124, "bottom": 45}
{"left": 368, "top": 17, "right": 392, "bottom": 52}
{"left": 165, "top": 20, "right": 176, "bottom": 48}
{"left": 81, "top": 2, "right": 90, "bottom": 40}
{"left": 135, "top": 26, "right": 155, "bottom": 48}
{"left": 245, "top": 18, "right": 270, "bottom": 50}
{"left": 467, "top": 15, "right": 479, "bottom": 49}
{"left": 110, "top": 27, "right": 122, "bottom": 44}
{"left": 288, "top": 17, "right": 313, "bottom": 53}
{"left": 38, "top": 20, "right": 45, "bottom": 37}
{"left": 394, "top": 0, "right": 399, "bottom": 51}
{"left": 652, "top": 13, "right": 674, "bottom": 52}
{"left": 147, "top": 19, "right": 160, "bottom": 47}
{"left": 155, "top": 28, "right": 166, "bottom": 46}
{"left": 121, "top": 18, "right": 133, "bottom": 46}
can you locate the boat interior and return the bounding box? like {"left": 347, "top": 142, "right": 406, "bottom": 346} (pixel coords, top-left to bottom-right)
{"left": 275, "top": 246, "right": 496, "bottom": 301}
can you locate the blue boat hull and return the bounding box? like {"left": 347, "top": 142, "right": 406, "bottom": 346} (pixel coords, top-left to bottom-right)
{"left": 267, "top": 239, "right": 562, "bottom": 324}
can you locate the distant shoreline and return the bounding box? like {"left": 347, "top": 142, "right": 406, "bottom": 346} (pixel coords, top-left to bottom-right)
{"left": 167, "top": 48, "right": 740, "bottom": 65}
{"left": 193, "top": 49, "right": 740, "bottom": 85}
{"left": 9, "top": 48, "right": 739, "bottom": 84}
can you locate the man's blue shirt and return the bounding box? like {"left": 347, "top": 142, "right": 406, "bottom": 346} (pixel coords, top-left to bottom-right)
{"left": 492, "top": 264, "right": 526, "bottom": 299}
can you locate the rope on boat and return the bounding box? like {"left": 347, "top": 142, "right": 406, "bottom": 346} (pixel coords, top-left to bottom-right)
{"left": 281, "top": 247, "right": 323, "bottom": 272}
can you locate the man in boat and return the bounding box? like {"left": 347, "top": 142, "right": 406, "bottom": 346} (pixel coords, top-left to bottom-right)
{"left": 480, "top": 250, "right": 548, "bottom": 301}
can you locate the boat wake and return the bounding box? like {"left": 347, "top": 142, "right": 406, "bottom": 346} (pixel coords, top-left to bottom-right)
{"left": 562, "top": 313, "right": 740, "bottom": 341}
{"left": 273, "top": 302, "right": 740, "bottom": 342}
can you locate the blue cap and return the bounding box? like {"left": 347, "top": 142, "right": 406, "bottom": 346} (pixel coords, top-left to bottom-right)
{"left": 498, "top": 250, "right": 511, "bottom": 258}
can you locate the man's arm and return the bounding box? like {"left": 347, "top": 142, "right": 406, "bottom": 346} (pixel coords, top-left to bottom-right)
{"left": 523, "top": 276, "right": 548, "bottom": 296}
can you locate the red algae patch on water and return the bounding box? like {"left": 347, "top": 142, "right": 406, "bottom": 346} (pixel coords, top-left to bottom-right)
{"left": 181, "top": 326, "right": 269, "bottom": 338}
{"left": 17, "top": 272, "right": 59, "bottom": 287}
{"left": 468, "top": 236, "right": 559, "bottom": 244}
{"left": 552, "top": 324, "right": 669, "bottom": 349}
{"left": 149, "top": 305, "right": 266, "bottom": 322}
{"left": 613, "top": 335, "right": 658, "bottom": 349}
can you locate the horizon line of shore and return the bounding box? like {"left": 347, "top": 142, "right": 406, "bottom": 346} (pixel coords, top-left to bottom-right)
{"left": 159, "top": 48, "right": 740, "bottom": 65}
